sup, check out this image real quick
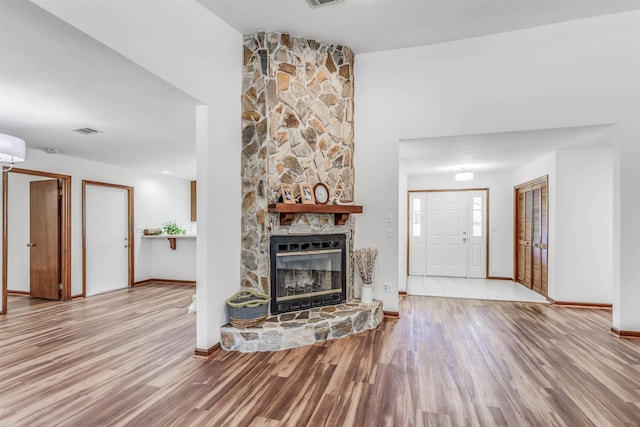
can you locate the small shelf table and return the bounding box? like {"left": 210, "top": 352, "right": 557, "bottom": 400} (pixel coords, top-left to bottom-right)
{"left": 141, "top": 234, "right": 196, "bottom": 250}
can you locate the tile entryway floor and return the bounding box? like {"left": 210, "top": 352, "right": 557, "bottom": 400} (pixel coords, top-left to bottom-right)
{"left": 407, "top": 276, "right": 549, "bottom": 303}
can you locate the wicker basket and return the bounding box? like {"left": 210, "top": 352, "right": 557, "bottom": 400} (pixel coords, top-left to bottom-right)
{"left": 226, "top": 290, "right": 270, "bottom": 328}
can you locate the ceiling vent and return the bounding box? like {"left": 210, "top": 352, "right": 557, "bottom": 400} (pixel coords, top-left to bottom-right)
{"left": 71, "top": 127, "right": 102, "bottom": 135}
{"left": 306, "top": 0, "right": 344, "bottom": 8}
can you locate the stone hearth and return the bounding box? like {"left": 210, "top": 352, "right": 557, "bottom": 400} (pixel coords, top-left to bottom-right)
{"left": 221, "top": 300, "right": 383, "bottom": 352}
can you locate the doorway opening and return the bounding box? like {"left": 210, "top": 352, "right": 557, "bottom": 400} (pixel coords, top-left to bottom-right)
{"left": 2, "top": 168, "right": 72, "bottom": 314}
{"left": 82, "top": 180, "right": 134, "bottom": 297}
{"left": 408, "top": 189, "right": 489, "bottom": 279}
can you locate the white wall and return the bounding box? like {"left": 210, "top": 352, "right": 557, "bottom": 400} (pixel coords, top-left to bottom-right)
{"left": 148, "top": 238, "right": 196, "bottom": 282}
{"left": 355, "top": 12, "right": 639, "bottom": 329}
{"left": 407, "top": 171, "right": 514, "bottom": 279}
{"left": 555, "top": 146, "right": 614, "bottom": 303}
{"left": 1, "top": 149, "right": 193, "bottom": 300}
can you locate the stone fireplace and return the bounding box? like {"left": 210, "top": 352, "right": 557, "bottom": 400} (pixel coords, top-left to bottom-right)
{"left": 241, "top": 31, "right": 355, "bottom": 308}
{"left": 222, "top": 32, "right": 383, "bottom": 351}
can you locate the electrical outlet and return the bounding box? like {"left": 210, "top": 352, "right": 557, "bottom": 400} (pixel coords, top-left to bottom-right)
{"left": 385, "top": 213, "right": 392, "bottom": 223}
{"left": 385, "top": 227, "right": 392, "bottom": 237}
{"left": 383, "top": 283, "right": 391, "bottom": 292}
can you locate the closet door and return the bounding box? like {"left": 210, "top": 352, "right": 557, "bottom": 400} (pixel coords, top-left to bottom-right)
{"left": 524, "top": 189, "right": 533, "bottom": 288}
{"left": 532, "top": 186, "right": 542, "bottom": 293}
{"left": 539, "top": 184, "right": 548, "bottom": 296}
{"left": 515, "top": 178, "right": 548, "bottom": 297}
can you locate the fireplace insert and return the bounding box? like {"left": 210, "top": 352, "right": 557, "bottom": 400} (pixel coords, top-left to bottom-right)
{"left": 270, "top": 234, "right": 346, "bottom": 314}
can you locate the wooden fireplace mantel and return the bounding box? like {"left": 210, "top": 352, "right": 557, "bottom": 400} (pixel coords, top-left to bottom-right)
{"left": 268, "top": 203, "right": 363, "bottom": 226}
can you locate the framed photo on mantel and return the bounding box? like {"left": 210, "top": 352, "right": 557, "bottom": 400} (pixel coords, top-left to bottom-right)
{"left": 280, "top": 183, "right": 295, "bottom": 204}
{"left": 299, "top": 183, "right": 315, "bottom": 204}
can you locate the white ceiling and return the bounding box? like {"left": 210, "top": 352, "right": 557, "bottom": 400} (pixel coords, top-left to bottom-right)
{"left": 1, "top": 0, "right": 638, "bottom": 179}
{"left": 399, "top": 124, "right": 614, "bottom": 176}
{"left": 199, "top": 0, "right": 640, "bottom": 54}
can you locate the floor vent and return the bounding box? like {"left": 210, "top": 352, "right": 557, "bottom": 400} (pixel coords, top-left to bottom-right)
{"left": 306, "top": 0, "right": 344, "bottom": 8}
{"left": 71, "top": 127, "right": 102, "bottom": 135}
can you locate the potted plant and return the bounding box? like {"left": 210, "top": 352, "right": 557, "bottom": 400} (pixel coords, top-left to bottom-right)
{"left": 163, "top": 220, "right": 186, "bottom": 235}
{"left": 353, "top": 247, "right": 378, "bottom": 304}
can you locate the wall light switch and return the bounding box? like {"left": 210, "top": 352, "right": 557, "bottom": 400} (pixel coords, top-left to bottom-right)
{"left": 386, "top": 227, "right": 392, "bottom": 237}
{"left": 385, "top": 213, "right": 392, "bottom": 223}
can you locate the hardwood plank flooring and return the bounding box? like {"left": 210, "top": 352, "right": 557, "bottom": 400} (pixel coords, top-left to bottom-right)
{"left": 1, "top": 285, "right": 639, "bottom": 426}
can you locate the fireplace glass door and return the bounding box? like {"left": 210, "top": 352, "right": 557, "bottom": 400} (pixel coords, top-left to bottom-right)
{"left": 270, "top": 234, "right": 346, "bottom": 314}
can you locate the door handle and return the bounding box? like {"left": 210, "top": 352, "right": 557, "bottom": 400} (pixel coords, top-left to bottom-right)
{"left": 124, "top": 244, "right": 130, "bottom": 248}
{"left": 26, "top": 242, "right": 36, "bottom": 248}
{"left": 462, "top": 238, "right": 468, "bottom": 243}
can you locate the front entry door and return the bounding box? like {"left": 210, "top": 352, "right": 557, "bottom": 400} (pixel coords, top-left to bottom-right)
{"left": 409, "top": 190, "right": 487, "bottom": 278}
{"left": 30, "top": 180, "right": 61, "bottom": 300}
{"left": 426, "top": 191, "right": 469, "bottom": 277}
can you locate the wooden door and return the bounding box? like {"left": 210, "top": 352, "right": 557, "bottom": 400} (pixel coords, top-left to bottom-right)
{"left": 535, "top": 184, "right": 548, "bottom": 296}
{"left": 515, "top": 178, "right": 548, "bottom": 297}
{"left": 30, "top": 180, "right": 61, "bottom": 300}
{"left": 524, "top": 189, "right": 533, "bottom": 288}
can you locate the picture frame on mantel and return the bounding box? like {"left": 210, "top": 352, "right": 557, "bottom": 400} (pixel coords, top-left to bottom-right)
{"left": 299, "top": 183, "right": 315, "bottom": 204}
{"left": 280, "top": 183, "right": 295, "bottom": 204}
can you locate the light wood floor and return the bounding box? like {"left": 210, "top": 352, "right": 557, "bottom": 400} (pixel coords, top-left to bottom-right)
{"left": 1, "top": 284, "right": 639, "bottom": 426}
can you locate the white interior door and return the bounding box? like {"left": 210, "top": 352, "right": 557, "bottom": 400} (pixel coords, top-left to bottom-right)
{"left": 427, "top": 192, "right": 468, "bottom": 277}
{"left": 86, "top": 185, "right": 129, "bottom": 296}
{"left": 408, "top": 190, "right": 487, "bottom": 278}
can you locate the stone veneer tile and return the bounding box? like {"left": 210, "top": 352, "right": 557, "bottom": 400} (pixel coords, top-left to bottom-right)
{"left": 295, "top": 311, "right": 310, "bottom": 320}
{"left": 313, "top": 323, "right": 330, "bottom": 341}
{"left": 330, "top": 318, "right": 353, "bottom": 338}
{"left": 319, "top": 313, "right": 336, "bottom": 319}
{"left": 281, "top": 322, "right": 305, "bottom": 329}
{"left": 279, "top": 313, "right": 297, "bottom": 322}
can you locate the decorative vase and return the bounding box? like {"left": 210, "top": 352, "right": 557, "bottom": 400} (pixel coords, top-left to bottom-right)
{"left": 361, "top": 285, "right": 374, "bottom": 304}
